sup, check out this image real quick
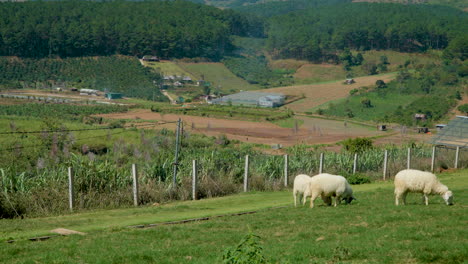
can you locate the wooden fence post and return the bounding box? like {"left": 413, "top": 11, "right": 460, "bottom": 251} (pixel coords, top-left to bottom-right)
{"left": 431, "top": 146, "right": 436, "bottom": 172}
{"left": 68, "top": 167, "right": 74, "bottom": 212}
{"left": 244, "top": 155, "right": 249, "bottom": 192}
{"left": 407, "top": 148, "right": 411, "bottom": 170}
{"left": 455, "top": 146, "right": 460, "bottom": 169}
{"left": 132, "top": 164, "right": 139, "bottom": 206}
{"left": 192, "top": 160, "right": 197, "bottom": 200}
{"left": 319, "top": 153, "right": 324, "bottom": 174}
{"left": 284, "top": 154, "right": 288, "bottom": 187}
{"left": 383, "top": 150, "right": 388, "bottom": 180}
{"left": 353, "top": 153, "right": 358, "bottom": 174}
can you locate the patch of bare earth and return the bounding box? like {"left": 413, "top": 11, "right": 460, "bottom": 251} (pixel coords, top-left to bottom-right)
{"left": 98, "top": 109, "right": 393, "bottom": 147}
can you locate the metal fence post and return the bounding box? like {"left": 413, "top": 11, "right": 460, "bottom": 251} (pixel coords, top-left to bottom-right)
{"left": 431, "top": 146, "right": 436, "bottom": 172}
{"left": 407, "top": 148, "right": 411, "bottom": 170}
{"left": 455, "top": 146, "right": 460, "bottom": 169}
{"left": 383, "top": 150, "right": 388, "bottom": 180}
{"left": 132, "top": 164, "right": 139, "bottom": 206}
{"left": 284, "top": 154, "right": 288, "bottom": 187}
{"left": 244, "top": 155, "right": 249, "bottom": 192}
{"left": 192, "top": 160, "right": 197, "bottom": 200}
{"left": 68, "top": 167, "right": 74, "bottom": 212}
{"left": 353, "top": 153, "right": 358, "bottom": 174}
{"left": 319, "top": 153, "right": 324, "bottom": 174}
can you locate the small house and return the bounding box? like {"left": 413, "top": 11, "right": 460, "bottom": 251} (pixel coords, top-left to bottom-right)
{"left": 142, "top": 55, "right": 160, "bottom": 62}
{"left": 414, "top": 113, "right": 426, "bottom": 121}
{"left": 377, "top": 125, "right": 387, "bottom": 131}
{"left": 174, "top": 81, "right": 183, "bottom": 87}
{"left": 436, "top": 124, "right": 447, "bottom": 131}
{"left": 105, "top": 92, "right": 123, "bottom": 100}
{"left": 345, "top": 78, "right": 355, "bottom": 84}
{"left": 182, "top": 76, "right": 192, "bottom": 83}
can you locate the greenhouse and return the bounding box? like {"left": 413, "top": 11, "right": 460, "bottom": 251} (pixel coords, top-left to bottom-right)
{"left": 430, "top": 116, "right": 468, "bottom": 148}
{"left": 211, "top": 91, "right": 285, "bottom": 108}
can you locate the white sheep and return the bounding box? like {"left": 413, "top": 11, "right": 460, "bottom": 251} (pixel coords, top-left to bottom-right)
{"left": 394, "top": 169, "right": 453, "bottom": 206}
{"left": 293, "top": 174, "right": 313, "bottom": 207}
{"left": 307, "top": 173, "right": 355, "bottom": 208}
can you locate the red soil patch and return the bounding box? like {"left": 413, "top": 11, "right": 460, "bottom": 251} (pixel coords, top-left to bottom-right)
{"left": 99, "top": 110, "right": 391, "bottom": 147}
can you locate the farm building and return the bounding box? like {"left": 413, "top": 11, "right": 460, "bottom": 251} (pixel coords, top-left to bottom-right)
{"left": 211, "top": 91, "right": 285, "bottom": 108}
{"left": 105, "top": 92, "right": 123, "bottom": 100}
{"left": 79, "top": 89, "right": 100, "bottom": 96}
{"left": 142, "top": 55, "right": 160, "bottom": 62}
{"left": 430, "top": 116, "right": 468, "bottom": 148}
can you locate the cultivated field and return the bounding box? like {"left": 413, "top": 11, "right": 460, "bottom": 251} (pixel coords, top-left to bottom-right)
{"left": 1, "top": 169, "right": 466, "bottom": 263}
{"left": 98, "top": 109, "right": 387, "bottom": 146}
{"left": 261, "top": 72, "right": 397, "bottom": 113}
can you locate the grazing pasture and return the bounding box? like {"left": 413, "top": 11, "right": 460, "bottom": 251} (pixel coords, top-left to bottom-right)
{"left": 1, "top": 170, "right": 467, "bottom": 263}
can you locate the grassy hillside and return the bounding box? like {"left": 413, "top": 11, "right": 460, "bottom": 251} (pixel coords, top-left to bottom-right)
{"left": 261, "top": 72, "right": 397, "bottom": 113}
{"left": 1, "top": 169, "right": 467, "bottom": 263}
{"left": 179, "top": 62, "right": 258, "bottom": 93}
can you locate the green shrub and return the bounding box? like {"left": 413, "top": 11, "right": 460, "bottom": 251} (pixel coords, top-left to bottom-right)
{"left": 345, "top": 173, "right": 371, "bottom": 185}
{"left": 341, "top": 137, "right": 373, "bottom": 153}
{"left": 222, "top": 232, "right": 269, "bottom": 264}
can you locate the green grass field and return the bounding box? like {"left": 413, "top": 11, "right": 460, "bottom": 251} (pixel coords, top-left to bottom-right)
{"left": 1, "top": 169, "right": 467, "bottom": 263}
{"left": 322, "top": 92, "right": 421, "bottom": 121}
{"left": 142, "top": 60, "right": 197, "bottom": 80}
{"left": 179, "top": 62, "right": 258, "bottom": 93}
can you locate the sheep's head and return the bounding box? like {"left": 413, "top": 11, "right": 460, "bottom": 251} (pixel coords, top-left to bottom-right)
{"left": 442, "top": 191, "right": 453, "bottom": 205}
{"left": 343, "top": 195, "right": 356, "bottom": 204}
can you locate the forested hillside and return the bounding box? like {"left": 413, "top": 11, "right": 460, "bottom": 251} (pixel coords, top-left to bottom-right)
{"left": 0, "top": 56, "right": 167, "bottom": 101}
{"left": 234, "top": 0, "right": 352, "bottom": 17}
{"left": 0, "top": 0, "right": 262, "bottom": 59}
{"left": 266, "top": 3, "right": 467, "bottom": 62}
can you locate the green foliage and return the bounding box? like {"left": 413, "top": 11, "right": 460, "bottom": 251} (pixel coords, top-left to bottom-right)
{"left": 0, "top": 1, "right": 262, "bottom": 59}
{"left": 0, "top": 56, "right": 166, "bottom": 101}
{"left": 266, "top": 3, "right": 467, "bottom": 61}
{"left": 360, "top": 98, "right": 373, "bottom": 108}
{"left": 233, "top": 0, "right": 352, "bottom": 17}
{"left": 0, "top": 103, "right": 127, "bottom": 121}
{"left": 458, "top": 104, "right": 468, "bottom": 115}
{"left": 223, "top": 232, "right": 269, "bottom": 264}
{"left": 341, "top": 137, "right": 373, "bottom": 154}
{"left": 223, "top": 56, "right": 293, "bottom": 87}
{"left": 345, "top": 173, "right": 371, "bottom": 185}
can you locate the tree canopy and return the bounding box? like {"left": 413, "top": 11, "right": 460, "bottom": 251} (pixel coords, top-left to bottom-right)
{"left": 266, "top": 3, "right": 467, "bottom": 61}
{"left": 0, "top": 0, "right": 263, "bottom": 59}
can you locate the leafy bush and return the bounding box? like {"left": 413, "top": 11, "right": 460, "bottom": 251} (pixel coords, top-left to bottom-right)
{"left": 223, "top": 232, "right": 269, "bottom": 264}
{"left": 341, "top": 137, "right": 373, "bottom": 153}
{"left": 345, "top": 173, "right": 371, "bottom": 185}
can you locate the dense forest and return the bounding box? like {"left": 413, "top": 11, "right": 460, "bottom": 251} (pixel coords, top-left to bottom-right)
{"left": 0, "top": 56, "right": 167, "bottom": 101}
{"left": 266, "top": 3, "right": 467, "bottom": 62}
{"left": 234, "top": 0, "right": 352, "bottom": 17}
{"left": 0, "top": 0, "right": 263, "bottom": 59}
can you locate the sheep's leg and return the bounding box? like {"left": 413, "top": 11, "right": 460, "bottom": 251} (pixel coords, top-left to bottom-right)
{"left": 293, "top": 192, "right": 297, "bottom": 207}
{"left": 423, "top": 193, "right": 429, "bottom": 206}
{"left": 402, "top": 192, "right": 408, "bottom": 205}
{"left": 310, "top": 193, "right": 319, "bottom": 208}
{"left": 302, "top": 193, "right": 308, "bottom": 206}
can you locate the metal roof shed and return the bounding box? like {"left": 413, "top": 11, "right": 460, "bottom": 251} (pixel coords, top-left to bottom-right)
{"left": 429, "top": 116, "right": 468, "bottom": 148}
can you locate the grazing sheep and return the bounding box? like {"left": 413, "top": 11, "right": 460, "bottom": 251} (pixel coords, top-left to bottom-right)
{"left": 307, "top": 173, "right": 355, "bottom": 208}
{"left": 394, "top": 169, "right": 453, "bottom": 206}
{"left": 293, "top": 174, "right": 313, "bottom": 207}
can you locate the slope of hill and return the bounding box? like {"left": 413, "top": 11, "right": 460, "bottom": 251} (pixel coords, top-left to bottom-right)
{"left": 260, "top": 73, "right": 397, "bottom": 112}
